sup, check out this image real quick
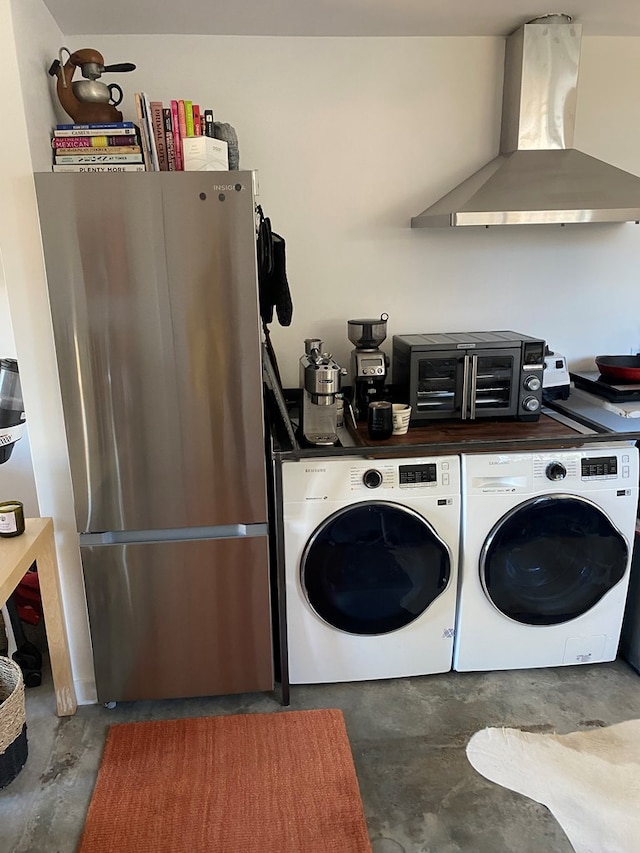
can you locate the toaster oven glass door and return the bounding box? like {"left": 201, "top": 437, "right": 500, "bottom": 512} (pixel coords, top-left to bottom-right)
{"left": 472, "top": 350, "right": 519, "bottom": 418}
{"left": 412, "top": 347, "right": 521, "bottom": 420}
{"left": 414, "top": 350, "right": 463, "bottom": 418}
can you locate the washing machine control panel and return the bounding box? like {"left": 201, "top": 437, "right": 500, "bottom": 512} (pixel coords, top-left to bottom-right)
{"left": 399, "top": 463, "right": 437, "bottom": 485}
{"left": 581, "top": 456, "right": 618, "bottom": 479}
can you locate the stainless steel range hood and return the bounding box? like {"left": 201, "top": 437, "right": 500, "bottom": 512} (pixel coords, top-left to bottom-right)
{"left": 412, "top": 14, "right": 640, "bottom": 227}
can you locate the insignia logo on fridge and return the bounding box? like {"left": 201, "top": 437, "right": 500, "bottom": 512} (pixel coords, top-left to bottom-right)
{"left": 305, "top": 468, "right": 327, "bottom": 473}
{"left": 213, "top": 184, "right": 244, "bottom": 192}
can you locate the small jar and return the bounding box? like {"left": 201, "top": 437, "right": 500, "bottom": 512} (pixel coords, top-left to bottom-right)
{"left": 0, "top": 500, "right": 25, "bottom": 537}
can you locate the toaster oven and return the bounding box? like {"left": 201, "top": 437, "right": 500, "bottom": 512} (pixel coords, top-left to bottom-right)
{"left": 392, "top": 331, "right": 545, "bottom": 423}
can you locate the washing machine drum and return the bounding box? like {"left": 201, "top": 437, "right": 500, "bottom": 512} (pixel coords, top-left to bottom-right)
{"left": 481, "top": 495, "right": 629, "bottom": 626}
{"left": 300, "top": 501, "right": 451, "bottom": 635}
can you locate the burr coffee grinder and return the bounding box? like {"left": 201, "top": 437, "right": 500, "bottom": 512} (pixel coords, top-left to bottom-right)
{"left": 348, "top": 313, "right": 389, "bottom": 420}
{"left": 299, "top": 338, "right": 346, "bottom": 446}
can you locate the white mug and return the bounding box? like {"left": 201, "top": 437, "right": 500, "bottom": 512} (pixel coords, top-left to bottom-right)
{"left": 392, "top": 403, "right": 411, "bottom": 435}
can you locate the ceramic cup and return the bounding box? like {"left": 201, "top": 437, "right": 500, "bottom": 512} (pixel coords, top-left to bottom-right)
{"left": 392, "top": 403, "right": 412, "bottom": 435}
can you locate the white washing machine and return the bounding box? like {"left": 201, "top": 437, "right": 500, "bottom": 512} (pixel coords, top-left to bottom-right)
{"left": 454, "top": 444, "right": 639, "bottom": 672}
{"left": 282, "top": 455, "right": 460, "bottom": 683}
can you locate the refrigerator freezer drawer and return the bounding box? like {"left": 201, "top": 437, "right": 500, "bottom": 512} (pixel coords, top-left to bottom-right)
{"left": 82, "top": 536, "right": 273, "bottom": 703}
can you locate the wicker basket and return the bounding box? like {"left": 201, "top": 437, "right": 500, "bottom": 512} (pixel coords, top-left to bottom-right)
{"left": 0, "top": 656, "right": 28, "bottom": 789}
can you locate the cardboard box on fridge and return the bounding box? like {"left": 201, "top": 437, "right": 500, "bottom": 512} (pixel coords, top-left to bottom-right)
{"left": 182, "top": 136, "right": 229, "bottom": 171}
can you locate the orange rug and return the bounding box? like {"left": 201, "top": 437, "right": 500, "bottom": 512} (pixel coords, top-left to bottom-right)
{"left": 78, "top": 709, "right": 372, "bottom": 853}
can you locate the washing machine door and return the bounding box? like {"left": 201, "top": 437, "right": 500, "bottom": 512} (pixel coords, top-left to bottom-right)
{"left": 300, "top": 501, "right": 451, "bottom": 635}
{"left": 481, "top": 495, "right": 629, "bottom": 626}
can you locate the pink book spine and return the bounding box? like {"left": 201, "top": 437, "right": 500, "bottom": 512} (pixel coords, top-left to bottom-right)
{"left": 171, "top": 100, "right": 183, "bottom": 170}
{"left": 177, "top": 100, "right": 187, "bottom": 139}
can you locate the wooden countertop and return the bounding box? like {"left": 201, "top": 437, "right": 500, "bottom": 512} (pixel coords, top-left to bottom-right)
{"left": 350, "top": 412, "right": 579, "bottom": 450}
{"left": 272, "top": 409, "right": 640, "bottom": 460}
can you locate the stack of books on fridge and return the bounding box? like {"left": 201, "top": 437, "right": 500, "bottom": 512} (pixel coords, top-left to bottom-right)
{"left": 51, "top": 122, "right": 145, "bottom": 172}
{"left": 134, "top": 92, "right": 229, "bottom": 171}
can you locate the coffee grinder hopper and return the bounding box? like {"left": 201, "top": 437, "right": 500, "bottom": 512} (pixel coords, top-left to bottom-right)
{"left": 348, "top": 313, "right": 389, "bottom": 350}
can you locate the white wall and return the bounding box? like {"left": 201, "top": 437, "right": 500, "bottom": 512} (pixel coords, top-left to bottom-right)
{"left": 0, "top": 257, "right": 39, "bottom": 516}
{"left": 5, "top": 13, "right": 640, "bottom": 701}
{"left": 3, "top": 0, "right": 95, "bottom": 703}
{"left": 80, "top": 34, "right": 640, "bottom": 387}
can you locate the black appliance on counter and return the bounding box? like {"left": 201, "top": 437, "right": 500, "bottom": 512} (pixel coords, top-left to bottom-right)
{"left": 347, "top": 313, "right": 389, "bottom": 421}
{"left": 571, "top": 371, "right": 640, "bottom": 404}
{"left": 392, "top": 331, "right": 545, "bottom": 424}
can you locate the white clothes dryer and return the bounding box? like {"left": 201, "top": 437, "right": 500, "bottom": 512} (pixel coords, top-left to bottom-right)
{"left": 282, "top": 455, "right": 460, "bottom": 684}
{"left": 454, "top": 445, "right": 639, "bottom": 672}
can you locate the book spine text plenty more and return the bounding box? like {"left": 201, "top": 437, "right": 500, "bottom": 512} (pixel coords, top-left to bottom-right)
{"left": 52, "top": 164, "right": 146, "bottom": 173}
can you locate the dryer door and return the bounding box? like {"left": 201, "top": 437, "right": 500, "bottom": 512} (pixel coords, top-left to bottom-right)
{"left": 481, "top": 495, "right": 629, "bottom": 626}
{"left": 300, "top": 501, "right": 451, "bottom": 635}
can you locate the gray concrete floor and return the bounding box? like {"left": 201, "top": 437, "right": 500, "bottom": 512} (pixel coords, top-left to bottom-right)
{"left": 2, "top": 652, "right": 640, "bottom": 853}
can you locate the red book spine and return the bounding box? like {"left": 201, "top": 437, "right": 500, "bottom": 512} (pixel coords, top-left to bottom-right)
{"left": 177, "top": 100, "right": 187, "bottom": 140}
{"left": 171, "top": 100, "right": 183, "bottom": 170}
{"left": 192, "top": 105, "right": 201, "bottom": 135}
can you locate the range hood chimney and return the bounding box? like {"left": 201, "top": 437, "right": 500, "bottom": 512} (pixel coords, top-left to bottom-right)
{"left": 412, "top": 14, "right": 640, "bottom": 227}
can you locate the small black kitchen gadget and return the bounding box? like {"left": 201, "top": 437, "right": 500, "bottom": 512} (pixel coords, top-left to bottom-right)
{"left": 367, "top": 401, "right": 393, "bottom": 440}
{"left": 348, "top": 313, "right": 389, "bottom": 420}
{"left": 392, "top": 330, "right": 545, "bottom": 424}
{"left": 571, "top": 370, "right": 640, "bottom": 403}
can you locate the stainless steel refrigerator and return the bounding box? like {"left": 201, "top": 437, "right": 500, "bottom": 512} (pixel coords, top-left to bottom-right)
{"left": 34, "top": 171, "right": 274, "bottom": 703}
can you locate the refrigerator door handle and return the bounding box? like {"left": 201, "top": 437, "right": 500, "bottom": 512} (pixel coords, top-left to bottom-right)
{"left": 80, "top": 523, "right": 268, "bottom": 547}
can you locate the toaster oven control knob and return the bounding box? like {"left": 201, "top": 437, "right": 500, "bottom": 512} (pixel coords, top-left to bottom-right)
{"left": 363, "top": 469, "right": 383, "bottom": 489}
{"left": 522, "top": 396, "right": 540, "bottom": 412}
{"left": 524, "top": 375, "right": 542, "bottom": 391}
{"left": 546, "top": 462, "right": 567, "bottom": 481}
